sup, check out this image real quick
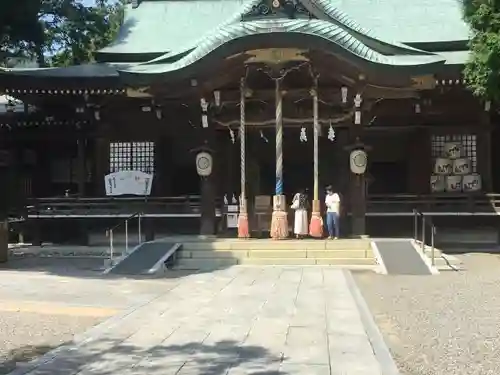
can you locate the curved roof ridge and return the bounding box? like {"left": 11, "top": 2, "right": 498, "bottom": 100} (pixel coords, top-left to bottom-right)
{"left": 119, "top": 19, "right": 444, "bottom": 81}
{"left": 304, "top": 0, "right": 432, "bottom": 55}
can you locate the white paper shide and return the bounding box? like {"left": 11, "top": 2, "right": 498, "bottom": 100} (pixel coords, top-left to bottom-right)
{"left": 105, "top": 170, "right": 153, "bottom": 196}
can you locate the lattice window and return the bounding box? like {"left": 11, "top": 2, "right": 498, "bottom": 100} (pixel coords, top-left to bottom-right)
{"left": 109, "top": 142, "right": 155, "bottom": 174}
{"left": 431, "top": 134, "right": 477, "bottom": 172}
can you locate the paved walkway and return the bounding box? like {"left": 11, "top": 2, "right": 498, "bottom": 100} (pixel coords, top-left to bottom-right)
{"left": 11, "top": 267, "right": 397, "bottom": 375}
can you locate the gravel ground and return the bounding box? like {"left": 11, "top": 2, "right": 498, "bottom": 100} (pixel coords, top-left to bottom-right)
{"left": 354, "top": 252, "right": 500, "bottom": 375}
{"left": 0, "top": 312, "right": 103, "bottom": 374}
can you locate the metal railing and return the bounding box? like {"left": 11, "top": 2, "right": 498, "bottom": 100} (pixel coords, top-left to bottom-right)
{"left": 106, "top": 212, "right": 142, "bottom": 264}
{"left": 413, "top": 209, "right": 436, "bottom": 267}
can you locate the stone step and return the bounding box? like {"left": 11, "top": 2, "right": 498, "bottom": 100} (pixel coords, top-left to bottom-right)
{"left": 181, "top": 239, "right": 371, "bottom": 251}
{"left": 174, "top": 257, "right": 376, "bottom": 270}
{"left": 179, "top": 249, "right": 373, "bottom": 259}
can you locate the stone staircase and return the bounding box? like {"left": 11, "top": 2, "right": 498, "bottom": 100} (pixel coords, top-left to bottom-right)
{"left": 175, "top": 239, "right": 376, "bottom": 271}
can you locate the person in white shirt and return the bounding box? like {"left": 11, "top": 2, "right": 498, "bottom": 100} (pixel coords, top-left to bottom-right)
{"left": 324, "top": 185, "right": 340, "bottom": 239}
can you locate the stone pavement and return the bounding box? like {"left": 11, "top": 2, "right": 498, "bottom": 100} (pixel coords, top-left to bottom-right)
{"left": 11, "top": 267, "right": 399, "bottom": 375}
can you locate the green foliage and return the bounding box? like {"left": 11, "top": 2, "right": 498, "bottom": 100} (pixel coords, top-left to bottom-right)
{"left": 48, "top": 0, "right": 126, "bottom": 66}
{"left": 0, "top": 0, "right": 125, "bottom": 67}
{"left": 463, "top": 0, "right": 500, "bottom": 101}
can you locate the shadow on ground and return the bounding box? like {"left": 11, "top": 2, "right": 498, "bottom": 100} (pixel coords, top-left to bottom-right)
{"left": 1, "top": 338, "right": 284, "bottom": 375}
{"left": 0, "top": 256, "right": 228, "bottom": 281}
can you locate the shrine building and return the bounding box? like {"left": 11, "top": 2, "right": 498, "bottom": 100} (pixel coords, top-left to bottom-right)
{"left": 0, "top": 0, "right": 498, "bottom": 243}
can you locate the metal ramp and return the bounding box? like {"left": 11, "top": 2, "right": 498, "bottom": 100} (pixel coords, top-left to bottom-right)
{"left": 106, "top": 242, "right": 180, "bottom": 275}
{"left": 374, "top": 240, "right": 432, "bottom": 275}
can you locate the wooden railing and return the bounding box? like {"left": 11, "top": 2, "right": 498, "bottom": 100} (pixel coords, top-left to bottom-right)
{"left": 25, "top": 196, "right": 222, "bottom": 218}
{"left": 367, "top": 193, "right": 500, "bottom": 214}
{"left": 21, "top": 193, "right": 500, "bottom": 218}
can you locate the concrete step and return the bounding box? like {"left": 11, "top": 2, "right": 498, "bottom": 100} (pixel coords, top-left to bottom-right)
{"left": 178, "top": 249, "right": 373, "bottom": 259}
{"left": 174, "top": 257, "right": 376, "bottom": 270}
{"left": 181, "top": 239, "right": 371, "bottom": 251}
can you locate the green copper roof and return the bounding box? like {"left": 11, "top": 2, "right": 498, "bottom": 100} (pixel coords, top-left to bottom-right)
{"left": 97, "top": 0, "right": 470, "bottom": 63}
{"left": 0, "top": 0, "right": 469, "bottom": 88}
{"left": 331, "top": 0, "right": 470, "bottom": 44}
{"left": 118, "top": 19, "right": 445, "bottom": 83}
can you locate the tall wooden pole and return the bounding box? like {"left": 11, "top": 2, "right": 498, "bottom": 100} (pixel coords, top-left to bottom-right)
{"left": 309, "top": 75, "right": 323, "bottom": 237}
{"left": 270, "top": 77, "right": 289, "bottom": 239}
{"left": 237, "top": 77, "right": 250, "bottom": 238}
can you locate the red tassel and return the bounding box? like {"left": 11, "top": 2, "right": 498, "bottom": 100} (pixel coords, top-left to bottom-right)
{"left": 309, "top": 213, "right": 323, "bottom": 238}
{"left": 237, "top": 213, "right": 250, "bottom": 239}
{"left": 270, "top": 210, "right": 289, "bottom": 240}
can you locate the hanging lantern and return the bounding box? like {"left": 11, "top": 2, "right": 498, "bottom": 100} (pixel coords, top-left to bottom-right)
{"left": 341, "top": 86, "right": 348, "bottom": 104}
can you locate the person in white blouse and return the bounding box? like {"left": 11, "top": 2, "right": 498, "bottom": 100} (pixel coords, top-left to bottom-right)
{"left": 324, "top": 185, "right": 340, "bottom": 239}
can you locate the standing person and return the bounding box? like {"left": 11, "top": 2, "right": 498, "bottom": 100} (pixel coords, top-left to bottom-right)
{"left": 291, "top": 188, "right": 309, "bottom": 239}
{"left": 325, "top": 185, "right": 340, "bottom": 239}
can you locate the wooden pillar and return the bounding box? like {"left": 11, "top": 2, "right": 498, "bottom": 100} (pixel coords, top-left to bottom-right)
{"left": 198, "top": 98, "right": 217, "bottom": 236}
{"left": 199, "top": 141, "right": 216, "bottom": 235}
{"left": 0, "top": 220, "right": 7, "bottom": 263}
{"left": 348, "top": 81, "right": 368, "bottom": 237}
{"left": 76, "top": 134, "right": 86, "bottom": 196}
{"left": 478, "top": 106, "right": 492, "bottom": 191}
{"left": 94, "top": 137, "right": 108, "bottom": 196}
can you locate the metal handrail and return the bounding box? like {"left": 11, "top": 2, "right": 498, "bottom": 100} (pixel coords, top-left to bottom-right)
{"left": 106, "top": 211, "right": 142, "bottom": 264}
{"left": 413, "top": 209, "right": 436, "bottom": 266}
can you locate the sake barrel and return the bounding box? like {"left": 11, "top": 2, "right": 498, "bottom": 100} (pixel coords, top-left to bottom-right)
{"left": 444, "top": 142, "right": 463, "bottom": 159}
{"left": 453, "top": 158, "right": 471, "bottom": 175}
{"left": 434, "top": 158, "right": 453, "bottom": 175}
{"left": 430, "top": 175, "right": 445, "bottom": 193}
{"left": 462, "top": 174, "right": 482, "bottom": 192}
{"left": 446, "top": 175, "right": 462, "bottom": 192}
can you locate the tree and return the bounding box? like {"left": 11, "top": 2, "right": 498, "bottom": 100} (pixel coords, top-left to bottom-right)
{"left": 48, "top": 0, "right": 126, "bottom": 66}
{"left": 463, "top": 0, "right": 500, "bottom": 101}
{"left": 0, "top": 0, "right": 44, "bottom": 62}
{"left": 0, "top": 0, "right": 125, "bottom": 67}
